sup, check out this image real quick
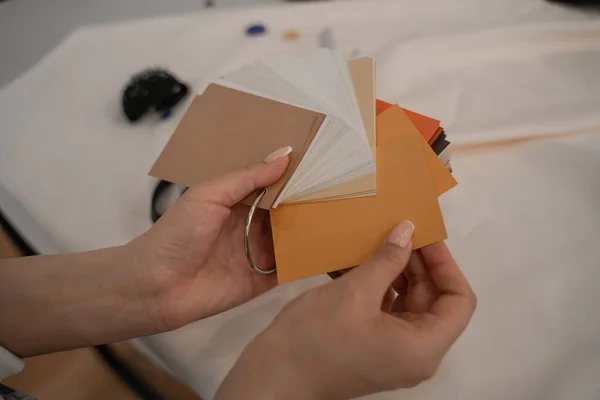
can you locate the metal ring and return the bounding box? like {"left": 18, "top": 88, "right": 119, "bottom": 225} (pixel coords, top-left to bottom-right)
{"left": 244, "top": 188, "right": 276, "bottom": 275}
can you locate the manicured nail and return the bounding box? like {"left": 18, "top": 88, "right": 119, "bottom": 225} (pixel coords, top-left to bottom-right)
{"left": 387, "top": 221, "right": 415, "bottom": 248}
{"left": 265, "top": 146, "right": 293, "bottom": 163}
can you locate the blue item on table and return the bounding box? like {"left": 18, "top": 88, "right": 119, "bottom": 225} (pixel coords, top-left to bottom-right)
{"left": 246, "top": 24, "right": 267, "bottom": 36}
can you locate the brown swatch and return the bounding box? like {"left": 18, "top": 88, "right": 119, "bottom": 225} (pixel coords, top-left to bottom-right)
{"left": 149, "top": 84, "right": 326, "bottom": 208}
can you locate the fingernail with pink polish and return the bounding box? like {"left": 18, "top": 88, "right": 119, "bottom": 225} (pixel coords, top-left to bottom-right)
{"left": 265, "top": 146, "right": 293, "bottom": 163}
{"left": 387, "top": 221, "right": 415, "bottom": 248}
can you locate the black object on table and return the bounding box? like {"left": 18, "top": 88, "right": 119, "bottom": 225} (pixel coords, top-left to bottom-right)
{"left": 122, "top": 69, "right": 189, "bottom": 122}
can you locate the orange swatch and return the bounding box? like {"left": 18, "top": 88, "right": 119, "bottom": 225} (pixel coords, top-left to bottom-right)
{"left": 376, "top": 99, "right": 440, "bottom": 142}
{"left": 271, "top": 106, "right": 447, "bottom": 283}
{"left": 377, "top": 99, "right": 455, "bottom": 196}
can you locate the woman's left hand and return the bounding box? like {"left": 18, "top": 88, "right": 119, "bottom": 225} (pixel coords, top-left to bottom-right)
{"left": 129, "top": 146, "right": 291, "bottom": 331}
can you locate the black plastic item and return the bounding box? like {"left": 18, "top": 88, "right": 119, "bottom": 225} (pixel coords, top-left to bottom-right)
{"left": 122, "top": 69, "right": 189, "bottom": 122}
{"left": 151, "top": 180, "right": 188, "bottom": 223}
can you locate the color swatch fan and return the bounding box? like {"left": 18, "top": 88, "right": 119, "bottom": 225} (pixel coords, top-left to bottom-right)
{"left": 150, "top": 49, "right": 457, "bottom": 284}
{"left": 150, "top": 50, "right": 376, "bottom": 209}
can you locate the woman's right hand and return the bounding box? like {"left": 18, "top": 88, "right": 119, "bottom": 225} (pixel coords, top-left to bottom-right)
{"left": 216, "top": 221, "right": 476, "bottom": 400}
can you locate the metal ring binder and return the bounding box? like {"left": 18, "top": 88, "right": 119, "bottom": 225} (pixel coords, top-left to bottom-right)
{"left": 244, "top": 188, "right": 276, "bottom": 275}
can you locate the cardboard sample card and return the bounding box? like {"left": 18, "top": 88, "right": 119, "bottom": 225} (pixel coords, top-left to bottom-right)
{"left": 149, "top": 84, "right": 326, "bottom": 208}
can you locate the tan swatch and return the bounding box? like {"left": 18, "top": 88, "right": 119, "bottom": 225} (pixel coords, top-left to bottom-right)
{"left": 149, "top": 84, "right": 326, "bottom": 209}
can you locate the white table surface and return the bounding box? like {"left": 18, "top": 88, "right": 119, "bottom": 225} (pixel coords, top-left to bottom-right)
{"left": 1, "top": 0, "right": 600, "bottom": 399}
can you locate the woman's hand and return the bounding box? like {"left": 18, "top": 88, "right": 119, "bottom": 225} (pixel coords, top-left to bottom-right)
{"left": 129, "top": 146, "right": 292, "bottom": 331}
{"left": 0, "top": 147, "right": 292, "bottom": 357}
{"left": 216, "top": 222, "right": 477, "bottom": 400}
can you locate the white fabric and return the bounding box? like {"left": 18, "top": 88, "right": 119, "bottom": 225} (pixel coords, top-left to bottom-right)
{"left": 0, "top": 347, "right": 24, "bottom": 382}
{"left": 1, "top": 0, "right": 600, "bottom": 399}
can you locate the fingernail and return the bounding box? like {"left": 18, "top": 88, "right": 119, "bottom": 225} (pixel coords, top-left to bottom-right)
{"left": 264, "top": 146, "right": 293, "bottom": 163}
{"left": 387, "top": 221, "right": 415, "bottom": 248}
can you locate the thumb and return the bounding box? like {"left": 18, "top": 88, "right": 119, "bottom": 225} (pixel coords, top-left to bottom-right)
{"left": 345, "top": 221, "right": 415, "bottom": 305}
{"left": 197, "top": 146, "right": 292, "bottom": 207}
